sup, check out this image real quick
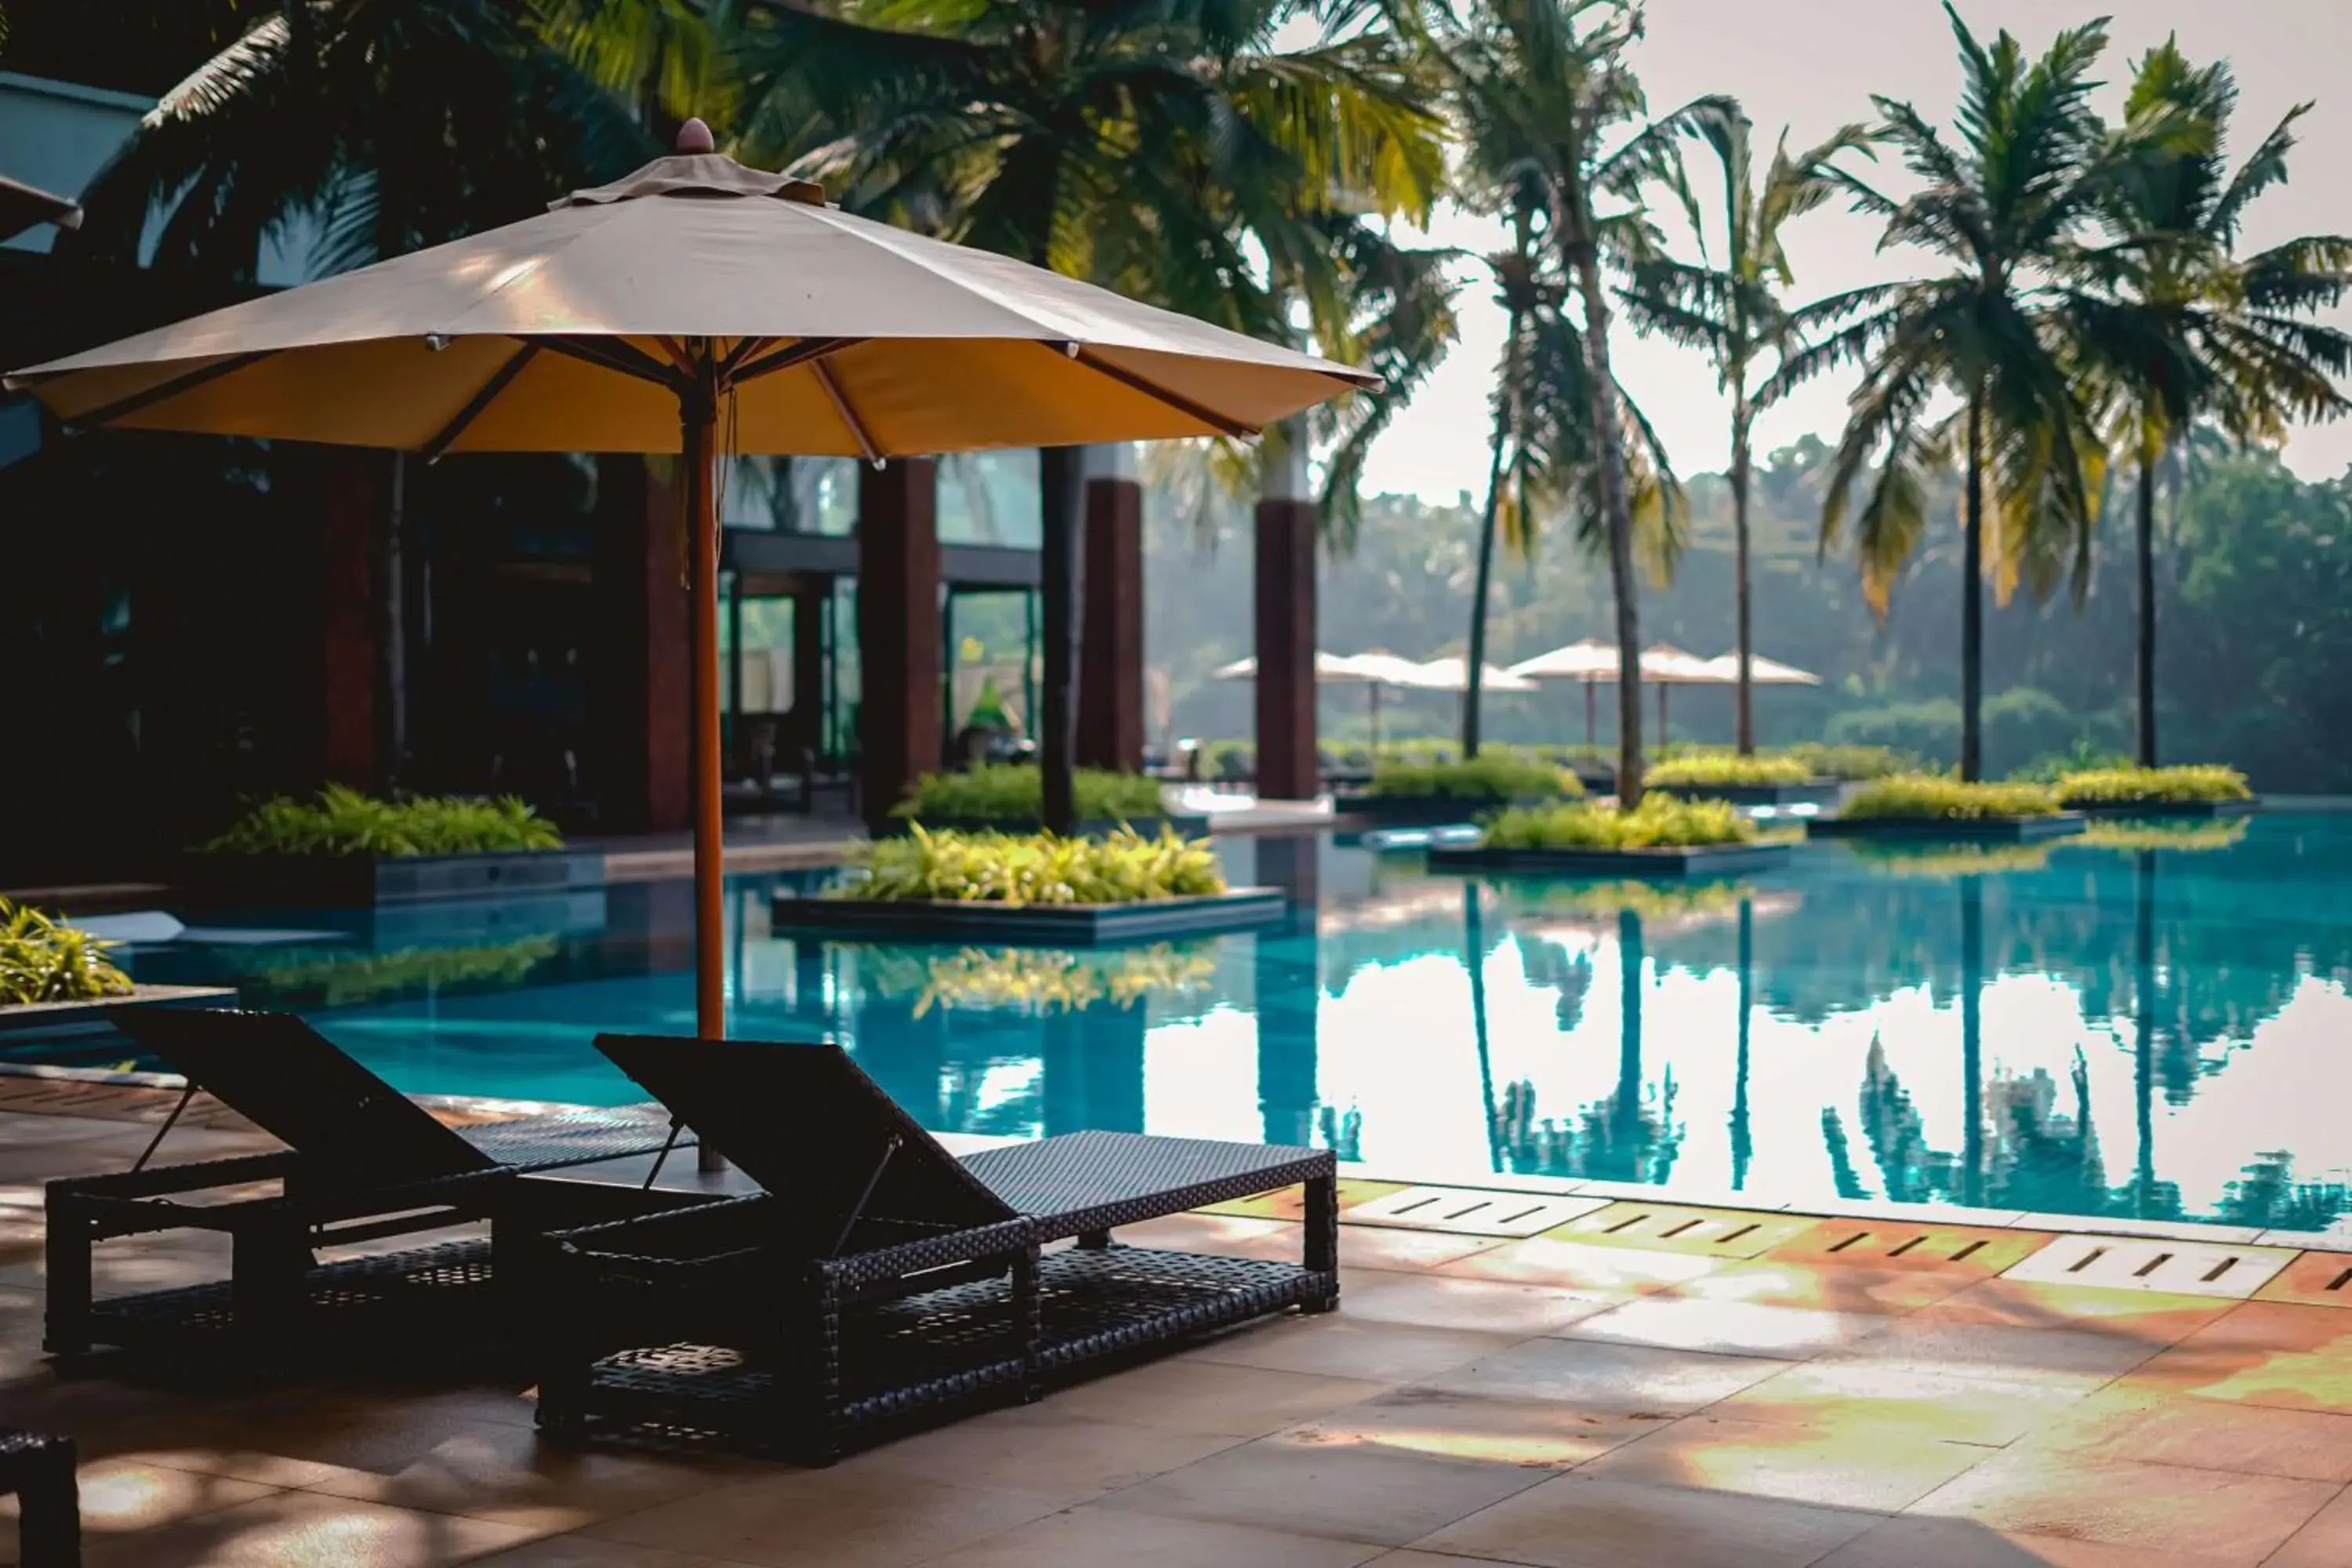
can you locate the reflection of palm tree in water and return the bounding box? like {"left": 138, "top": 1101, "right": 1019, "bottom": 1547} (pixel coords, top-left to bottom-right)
{"left": 1731, "top": 898, "right": 1754, "bottom": 1192}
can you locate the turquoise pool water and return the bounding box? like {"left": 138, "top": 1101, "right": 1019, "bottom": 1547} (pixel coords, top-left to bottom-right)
{"left": 48, "top": 813, "right": 2352, "bottom": 1231}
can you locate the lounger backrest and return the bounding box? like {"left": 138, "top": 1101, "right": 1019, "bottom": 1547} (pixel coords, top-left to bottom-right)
{"left": 594, "top": 1033, "right": 1015, "bottom": 1254}
{"left": 115, "top": 1008, "right": 496, "bottom": 1185}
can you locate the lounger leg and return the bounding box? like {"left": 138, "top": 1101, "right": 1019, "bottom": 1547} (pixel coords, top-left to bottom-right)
{"left": 231, "top": 1213, "right": 310, "bottom": 1364}
{"left": 1301, "top": 1174, "right": 1339, "bottom": 1312}
{"left": 1074, "top": 1230, "right": 1111, "bottom": 1250}
{"left": 42, "top": 1196, "right": 93, "bottom": 1359}
{"left": 787, "top": 1274, "right": 846, "bottom": 1467}
{"left": 16, "top": 1437, "right": 81, "bottom": 1568}
{"left": 1014, "top": 1246, "right": 1043, "bottom": 1404}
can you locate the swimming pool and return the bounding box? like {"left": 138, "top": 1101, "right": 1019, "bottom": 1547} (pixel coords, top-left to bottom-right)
{"left": 46, "top": 812, "right": 2352, "bottom": 1232}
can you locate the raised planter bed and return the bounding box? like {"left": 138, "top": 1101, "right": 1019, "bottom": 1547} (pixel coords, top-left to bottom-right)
{"left": 1809, "top": 812, "right": 2088, "bottom": 842}
{"left": 770, "top": 887, "right": 1286, "bottom": 945}
{"left": 882, "top": 815, "right": 1210, "bottom": 840}
{"left": 1428, "top": 842, "right": 1795, "bottom": 877}
{"left": 1331, "top": 794, "right": 1557, "bottom": 827}
{"left": 2063, "top": 797, "right": 2259, "bottom": 820}
{"left": 1657, "top": 779, "right": 1842, "bottom": 810}
{"left": 0, "top": 984, "right": 238, "bottom": 1040}
{"left": 180, "top": 848, "right": 608, "bottom": 908}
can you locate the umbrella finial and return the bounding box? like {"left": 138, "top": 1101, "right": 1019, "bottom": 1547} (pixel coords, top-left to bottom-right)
{"left": 675, "top": 118, "right": 716, "bottom": 154}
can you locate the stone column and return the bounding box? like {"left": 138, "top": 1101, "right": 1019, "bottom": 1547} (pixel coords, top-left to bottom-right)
{"left": 1254, "top": 434, "right": 1319, "bottom": 800}
{"left": 858, "top": 458, "right": 942, "bottom": 832}
{"left": 593, "top": 456, "right": 691, "bottom": 833}
{"left": 1078, "top": 443, "right": 1145, "bottom": 772}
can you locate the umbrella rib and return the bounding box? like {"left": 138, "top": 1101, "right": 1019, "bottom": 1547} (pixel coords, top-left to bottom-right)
{"left": 60, "top": 350, "right": 276, "bottom": 430}
{"left": 728, "top": 336, "right": 862, "bottom": 388}
{"left": 536, "top": 335, "right": 689, "bottom": 392}
{"left": 421, "top": 341, "right": 540, "bottom": 461}
{"left": 811, "top": 358, "right": 880, "bottom": 463}
{"left": 1058, "top": 345, "right": 1258, "bottom": 439}
{"left": 717, "top": 336, "right": 779, "bottom": 382}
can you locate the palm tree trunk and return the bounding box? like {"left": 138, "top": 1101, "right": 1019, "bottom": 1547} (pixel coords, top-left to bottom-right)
{"left": 2136, "top": 452, "right": 2158, "bottom": 768}
{"left": 1730, "top": 394, "right": 1755, "bottom": 756}
{"left": 1565, "top": 229, "right": 1642, "bottom": 805}
{"left": 1960, "top": 390, "right": 1985, "bottom": 783}
{"left": 1463, "top": 325, "right": 1519, "bottom": 759}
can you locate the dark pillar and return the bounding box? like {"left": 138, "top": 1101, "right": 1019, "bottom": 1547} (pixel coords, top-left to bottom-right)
{"left": 1254, "top": 480, "right": 1318, "bottom": 801}
{"left": 593, "top": 456, "right": 691, "bottom": 833}
{"left": 858, "top": 458, "right": 941, "bottom": 832}
{"left": 318, "top": 449, "right": 379, "bottom": 787}
{"left": 1078, "top": 450, "right": 1145, "bottom": 772}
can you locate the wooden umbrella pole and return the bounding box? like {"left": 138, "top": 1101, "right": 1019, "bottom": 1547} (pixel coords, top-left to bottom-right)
{"left": 683, "top": 349, "right": 726, "bottom": 1052}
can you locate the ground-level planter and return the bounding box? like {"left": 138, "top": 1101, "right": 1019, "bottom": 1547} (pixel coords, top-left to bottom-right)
{"left": 181, "top": 848, "right": 608, "bottom": 908}
{"left": 1331, "top": 794, "right": 1561, "bottom": 827}
{"left": 770, "top": 887, "right": 1286, "bottom": 945}
{"left": 0, "top": 984, "right": 238, "bottom": 1040}
{"left": 882, "top": 815, "right": 1210, "bottom": 840}
{"left": 1428, "top": 841, "right": 1795, "bottom": 877}
{"left": 2062, "top": 797, "right": 2259, "bottom": 820}
{"left": 1657, "top": 779, "right": 1842, "bottom": 810}
{"left": 1809, "top": 812, "right": 2088, "bottom": 843}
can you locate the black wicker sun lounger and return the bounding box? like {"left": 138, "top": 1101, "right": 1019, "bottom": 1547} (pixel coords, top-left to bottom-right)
{"left": 45, "top": 1007, "right": 706, "bottom": 1371}
{"left": 535, "top": 1033, "right": 1338, "bottom": 1462}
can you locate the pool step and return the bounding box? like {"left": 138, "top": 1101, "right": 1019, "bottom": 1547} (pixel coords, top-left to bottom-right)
{"left": 1344, "top": 1185, "right": 1609, "bottom": 1238}
{"left": 1547, "top": 1203, "right": 1814, "bottom": 1258}
{"left": 2004, "top": 1235, "right": 2296, "bottom": 1299}
{"left": 1772, "top": 1220, "right": 2044, "bottom": 1276}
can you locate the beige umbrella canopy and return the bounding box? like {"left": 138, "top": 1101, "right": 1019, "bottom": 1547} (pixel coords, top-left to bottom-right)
{"left": 1403, "top": 656, "right": 1537, "bottom": 695}
{"left": 1212, "top": 650, "right": 1428, "bottom": 753}
{"left": 8, "top": 123, "right": 1370, "bottom": 1047}
{"left": 1695, "top": 652, "right": 1822, "bottom": 686}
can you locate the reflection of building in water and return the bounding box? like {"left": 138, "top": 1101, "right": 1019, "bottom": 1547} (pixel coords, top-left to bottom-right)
{"left": 1985, "top": 1054, "right": 2106, "bottom": 1217}
{"left": 1515, "top": 937, "right": 1594, "bottom": 1031}
{"left": 1493, "top": 1075, "right": 1682, "bottom": 1184}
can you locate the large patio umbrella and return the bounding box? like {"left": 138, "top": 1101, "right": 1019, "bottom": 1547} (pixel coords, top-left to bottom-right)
{"left": 1693, "top": 651, "right": 1822, "bottom": 687}
{"left": 7, "top": 122, "right": 1370, "bottom": 1048}
{"left": 0, "top": 174, "right": 82, "bottom": 245}
{"left": 1213, "top": 649, "right": 1423, "bottom": 753}
{"left": 1508, "top": 637, "right": 1618, "bottom": 747}
{"left": 1637, "top": 644, "right": 1727, "bottom": 744}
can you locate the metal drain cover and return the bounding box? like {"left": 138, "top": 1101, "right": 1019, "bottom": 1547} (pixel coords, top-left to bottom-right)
{"left": 2003, "top": 1235, "right": 2296, "bottom": 1299}
{"left": 1345, "top": 1185, "right": 1609, "bottom": 1237}
{"left": 1773, "top": 1221, "right": 2043, "bottom": 1275}
{"left": 2256, "top": 1250, "right": 2352, "bottom": 1308}
{"left": 1553, "top": 1203, "right": 1814, "bottom": 1258}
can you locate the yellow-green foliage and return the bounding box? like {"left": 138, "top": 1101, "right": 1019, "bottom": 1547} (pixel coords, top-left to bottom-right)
{"left": 1838, "top": 775, "right": 2061, "bottom": 821}
{"left": 1648, "top": 751, "right": 1816, "bottom": 788}
{"left": 894, "top": 764, "right": 1167, "bottom": 822}
{"left": 2056, "top": 765, "right": 2253, "bottom": 806}
{"left": 1838, "top": 840, "right": 2055, "bottom": 879}
{"left": 2080, "top": 818, "right": 2251, "bottom": 854}
{"left": 1482, "top": 795, "right": 1757, "bottom": 851}
{"left": 1782, "top": 743, "right": 1916, "bottom": 780}
{"left": 1495, "top": 878, "right": 1750, "bottom": 921}
{"left": 1369, "top": 753, "right": 1579, "bottom": 802}
{"left": 244, "top": 938, "right": 560, "bottom": 1007}
{"left": 862, "top": 944, "right": 1218, "bottom": 1016}
{"left": 833, "top": 826, "right": 1226, "bottom": 906}
{"left": 0, "top": 898, "right": 133, "bottom": 1007}
{"left": 201, "top": 786, "right": 563, "bottom": 857}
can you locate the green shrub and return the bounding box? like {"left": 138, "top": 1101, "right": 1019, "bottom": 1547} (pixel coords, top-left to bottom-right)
{"left": 199, "top": 786, "right": 563, "bottom": 857}
{"left": 1199, "top": 740, "right": 1256, "bottom": 781}
{"left": 2079, "top": 818, "right": 2251, "bottom": 854}
{"left": 1369, "top": 752, "right": 1578, "bottom": 803}
{"left": 1781, "top": 742, "right": 1915, "bottom": 780}
{"left": 2055, "top": 764, "right": 2253, "bottom": 807}
{"left": 1838, "top": 775, "right": 2061, "bottom": 821}
{"left": 1648, "top": 751, "right": 1816, "bottom": 789}
{"left": 1481, "top": 795, "right": 1757, "bottom": 851}
{"left": 0, "top": 898, "right": 134, "bottom": 1007}
{"left": 893, "top": 764, "right": 1165, "bottom": 822}
{"left": 862, "top": 943, "right": 1218, "bottom": 1015}
{"left": 1837, "top": 840, "right": 2056, "bottom": 878}
{"left": 832, "top": 826, "right": 1226, "bottom": 906}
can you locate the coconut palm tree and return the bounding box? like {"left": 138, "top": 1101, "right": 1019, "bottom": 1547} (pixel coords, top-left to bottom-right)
{"left": 1769, "top": 5, "right": 2165, "bottom": 782}
{"left": 1620, "top": 114, "right": 1871, "bottom": 753}
{"left": 730, "top": 0, "right": 1444, "bottom": 826}
{"left": 1427, "top": 0, "right": 1730, "bottom": 803}
{"left": 2071, "top": 42, "right": 2352, "bottom": 766}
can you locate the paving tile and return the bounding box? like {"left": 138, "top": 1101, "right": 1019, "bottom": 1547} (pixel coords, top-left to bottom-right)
{"left": 2125, "top": 1301, "right": 2352, "bottom": 1413}
{"left": 916, "top": 1502, "right": 1388, "bottom": 1567}
{"left": 837, "top": 1404, "right": 1241, "bottom": 1507}
{"left": 2009, "top": 1214, "right": 2266, "bottom": 1247}
{"left": 1713, "top": 1359, "right": 2093, "bottom": 1447}
{"left": 1904, "top": 1451, "right": 2336, "bottom": 1560}
{"left": 1201, "top": 1177, "right": 1403, "bottom": 1221}
{"left": 1414, "top": 1472, "right": 1883, "bottom": 1567}
{"left": 1344, "top": 1188, "right": 1611, "bottom": 1238}
{"left": 1105, "top": 1212, "right": 1299, "bottom": 1258}
{"left": 1048, "top": 1359, "right": 1388, "bottom": 1438}
{"left": 1334, "top": 1229, "right": 1513, "bottom": 1272}
{"left": 1433, "top": 1236, "right": 1720, "bottom": 1292}
{"left": 1816, "top": 1514, "right": 2253, "bottom": 1567}
{"left": 472, "top": 1537, "right": 760, "bottom": 1567}
{"left": 1182, "top": 1316, "right": 1513, "bottom": 1384}
{"left": 2016, "top": 1386, "right": 2352, "bottom": 1482}
{"left": 1337, "top": 1273, "right": 1626, "bottom": 1336}
{"left": 583, "top": 1471, "right": 1065, "bottom": 1567}
{"left": 1417, "top": 1337, "right": 1786, "bottom": 1413}
{"left": 0, "top": 1458, "right": 278, "bottom": 1555}
{"left": 1575, "top": 1410, "right": 1991, "bottom": 1511}
{"left": 1559, "top": 1295, "right": 1887, "bottom": 1360}
{"left": 82, "top": 1491, "right": 539, "bottom": 1568}
{"left": 1092, "top": 1435, "right": 1550, "bottom": 1548}
{"left": 1771, "top": 1218, "right": 2048, "bottom": 1276}
{"left": 1915, "top": 1278, "right": 2238, "bottom": 1345}
{"left": 1822, "top": 1314, "right": 2167, "bottom": 1383}
{"left": 1664, "top": 1258, "right": 1976, "bottom": 1314}
{"left": 1279, "top": 1386, "right": 1668, "bottom": 1468}
{"left": 1544, "top": 1202, "right": 1815, "bottom": 1258}
{"left": 2255, "top": 1250, "right": 2352, "bottom": 1310}
{"left": 2266, "top": 1484, "right": 2352, "bottom": 1567}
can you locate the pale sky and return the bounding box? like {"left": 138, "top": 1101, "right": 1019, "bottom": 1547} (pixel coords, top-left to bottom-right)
{"left": 1359, "top": 0, "right": 2352, "bottom": 503}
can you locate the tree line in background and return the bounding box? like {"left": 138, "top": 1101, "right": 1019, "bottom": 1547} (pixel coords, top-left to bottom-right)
{"left": 8, "top": 0, "right": 2350, "bottom": 801}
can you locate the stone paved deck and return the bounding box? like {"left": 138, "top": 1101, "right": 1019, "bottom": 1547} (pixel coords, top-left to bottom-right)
{"left": 4, "top": 1102, "right": 2352, "bottom": 1566}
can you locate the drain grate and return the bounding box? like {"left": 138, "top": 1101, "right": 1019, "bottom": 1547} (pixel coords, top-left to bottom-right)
{"left": 1200, "top": 1178, "right": 1402, "bottom": 1222}
{"left": 1547, "top": 1203, "right": 1814, "bottom": 1258}
{"left": 1771, "top": 1221, "right": 2045, "bottom": 1276}
{"left": 2254, "top": 1250, "right": 2352, "bottom": 1309}
{"left": 1343, "top": 1185, "right": 1609, "bottom": 1237}
{"left": 2002, "top": 1235, "right": 2296, "bottom": 1299}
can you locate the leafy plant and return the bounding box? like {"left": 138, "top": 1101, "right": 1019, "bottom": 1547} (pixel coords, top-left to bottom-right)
{"left": 1494, "top": 877, "right": 1751, "bottom": 921}
{"left": 2009, "top": 739, "right": 2133, "bottom": 783}
{"left": 199, "top": 786, "right": 563, "bottom": 857}
{"left": 1837, "top": 840, "right": 2054, "bottom": 879}
{"left": 2079, "top": 818, "right": 2251, "bottom": 855}
{"left": 832, "top": 826, "right": 1227, "bottom": 906}
{"left": 860, "top": 944, "right": 1218, "bottom": 1017}
{"left": 1838, "top": 775, "right": 2062, "bottom": 821}
{"left": 0, "top": 898, "right": 134, "bottom": 1007}
{"left": 242, "top": 937, "right": 560, "bottom": 1007}
{"left": 2056, "top": 765, "right": 2253, "bottom": 806}
{"left": 894, "top": 765, "right": 1167, "bottom": 823}
{"left": 1481, "top": 796, "right": 1757, "bottom": 851}
{"left": 1780, "top": 743, "right": 1915, "bottom": 780}
{"left": 1648, "top": 751, "right": 1817, "bottom": 789}
{"left": 1368, "top": 753, "right": 1579, "bottom": 803}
